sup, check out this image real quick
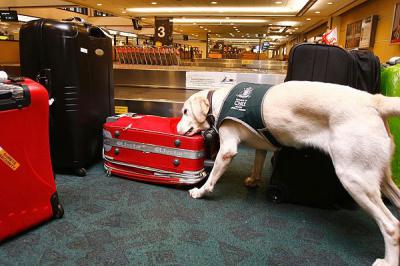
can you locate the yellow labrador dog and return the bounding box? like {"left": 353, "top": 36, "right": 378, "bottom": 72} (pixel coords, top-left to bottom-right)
{"left": 177, "top": 80, "right": 400, "bottom": 266}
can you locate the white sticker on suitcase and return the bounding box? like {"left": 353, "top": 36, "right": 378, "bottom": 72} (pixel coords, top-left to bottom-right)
{"left": 80, "top": 47, "right": 88, "bottom": 54}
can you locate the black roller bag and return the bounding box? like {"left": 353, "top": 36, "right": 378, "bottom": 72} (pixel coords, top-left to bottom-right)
{"left": 19, "top": 18, "right": 114, "bottom": 176}
{"left": 267, "top": 43, "right": 381, "bottom": 208}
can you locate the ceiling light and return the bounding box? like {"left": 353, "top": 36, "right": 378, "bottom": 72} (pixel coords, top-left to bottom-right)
{"left": 315, "top": 11, "right": 320, "bottom": 14}
{"left": 225, "top": 17, "right": 230, "bottom": 19}
{"left": 306, "top": 18, "right": 311, "bottom": 20}
{"left": 200, "top": 26, "right": 203, "bottom": 28}
{"left": 269, "top": 23, "right": 273, "bottom": 25}
{"left": 151, "top": 2, "right": 157, "bottom": 5}
{"left": 275, "top": 21, "right": 300, "bottom": 26}
{"left": 210, "top": 1, "right": 218, "bottom": 4}
{"left": 233, "top": 26, "right": 237, "bottom": 28}
{"left": 122, "top": 11, "right": 127, "bottom": 13}
{"left": 237, "top": 30, "right": 240, "bottom": 32}
{"left": 204, "top": 28, "right": 208, "bottom": 30}
{"left": 172, "top": 18, "right": 269, "bottom": 24}
{"left": 275, "top": 1, "right": 283, "bottom": 4}
{"left": 295, "top": 27, "right": 298, "bottom": 30}
{"left": 327, "top": 2, "right": 333, "bottom": 4}
{"left": 97, "top": 3, "right": 102, "bottom": 6}
{"left": 127, "top": 5, "right": 305, "bottom": 14}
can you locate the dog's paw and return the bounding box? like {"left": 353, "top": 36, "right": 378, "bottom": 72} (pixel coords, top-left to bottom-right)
{"left": 244, "top": 176, "right": 260, "bottom": 188}
{"left": 189, "top": 187, "right": 204, "bottom": 199}
{"left": 372, "top": 259, "right": 391, "bottom": 266}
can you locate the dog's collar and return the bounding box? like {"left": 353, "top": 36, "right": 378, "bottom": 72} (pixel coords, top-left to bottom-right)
{"left": 206, "top": 90, "right": 216, "bottom": 128}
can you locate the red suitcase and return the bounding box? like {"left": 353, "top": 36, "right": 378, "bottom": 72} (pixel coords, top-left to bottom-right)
{"left": 103, "top": 113, "right": 207, "bottom": 185}
{"left": 0, "top": 78, "right": 63, "bottom": 241}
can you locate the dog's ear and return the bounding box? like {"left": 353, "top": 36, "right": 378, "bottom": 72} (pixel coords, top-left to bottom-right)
{"left": 190, "top": 95, "right": 210, "bottom": 124}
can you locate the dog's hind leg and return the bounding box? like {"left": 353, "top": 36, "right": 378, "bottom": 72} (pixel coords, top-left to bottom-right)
{"left": 330, "top": 133, "right": 399, "bottom": 265}
{"left": 382, "top": 166, "right": 400, "bottom": 211}
{"left": 189, "top": 127, "right": 240, "bottom": 199}
{"left": 244, "top": 149, "right": 267, "bottom": 188}
{"left": 335, "top": 167, "right": 399, "bottom": 266}
{"left": 381, "top": 138, "right": 400, "bottom": 212}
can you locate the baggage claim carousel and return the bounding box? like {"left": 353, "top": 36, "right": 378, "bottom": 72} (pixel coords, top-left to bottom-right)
{"left": 1, "top": 60, "right": 287, "bottom": 117}
{"left": 114, "top": 60, "right": 287, "bottom": 117}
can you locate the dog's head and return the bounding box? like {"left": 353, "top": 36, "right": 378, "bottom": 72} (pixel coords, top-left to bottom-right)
{"left": 177, "top": 91, "right": 210, "bottom": 136}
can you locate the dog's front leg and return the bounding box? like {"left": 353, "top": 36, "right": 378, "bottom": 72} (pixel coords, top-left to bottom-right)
{"left": 244, "top": 149, "right": 267, "bottom": 188}
{"left": 189, "top": 133, "right": 240, "bottom": 199}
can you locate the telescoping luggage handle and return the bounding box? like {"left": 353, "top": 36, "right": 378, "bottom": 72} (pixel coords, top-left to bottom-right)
{"left": 106, "top": 113, "right": 137, "bottom": 123}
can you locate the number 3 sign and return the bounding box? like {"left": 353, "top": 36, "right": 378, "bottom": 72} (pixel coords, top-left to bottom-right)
{"left": 154, "top": 17, "right": 173, "bottom": 46}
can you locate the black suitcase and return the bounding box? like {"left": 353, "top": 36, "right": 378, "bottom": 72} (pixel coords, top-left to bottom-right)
{"left": 267, "top": 43, "right": 380, "bottom": 207}
{"left": 19, "top": 18, "right": 114, "bottom": 176}
{"left": 285, "top": 43, "right": 380, "bottom": 93}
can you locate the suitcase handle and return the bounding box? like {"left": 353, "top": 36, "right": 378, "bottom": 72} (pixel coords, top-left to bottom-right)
{"left": 89, "top": 27, "right": 108, "bottom": 38}
{"left": 0, "top": 90, "right": 12, "bottom": 100}
{"left": 0, "top": 84, "right": 31, "bottom": 111}
{"left": 106, "top": 113, "right": 137, "bottom": 123}
{"left": 36, "top": 69, "right": 52, "bottom": 97}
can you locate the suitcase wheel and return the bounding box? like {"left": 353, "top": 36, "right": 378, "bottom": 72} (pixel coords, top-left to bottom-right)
{"left": 51, "top": 193, "right": 64, "bottom": 219}
{"left": 75, "top": 168, "right": 87, "bottom": 177}
{"left": 53, "top": 204, "right": 64, "bottom": 219}
{"left": 266, "top": 185, "right": 287, "bottom": 204}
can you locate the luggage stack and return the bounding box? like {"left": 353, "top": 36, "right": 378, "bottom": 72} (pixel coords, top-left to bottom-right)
{"left": 0, "top": 78, "right": 63, "bottom": 241}
{"left": 103, "top": 113, "right": 208, "bottom": 185}
{"left": 19, "top": 18, "right": 114, "bottom": 176}
{"left": 267, "top": 43, "right": 381, "bottom": 207}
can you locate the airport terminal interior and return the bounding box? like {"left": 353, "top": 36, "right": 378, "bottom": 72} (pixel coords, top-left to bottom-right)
{"left": 1, "top": 0, "right": 400, "bottom": 265}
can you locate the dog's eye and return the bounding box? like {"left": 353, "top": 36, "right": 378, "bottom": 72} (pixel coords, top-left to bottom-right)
{"left": 183, "top": 109, "right": 188, "bottom": 115}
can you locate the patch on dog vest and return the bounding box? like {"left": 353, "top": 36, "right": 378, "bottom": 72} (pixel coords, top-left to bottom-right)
{"left": 216, "top": 82, "right": 282, "bottom": 148}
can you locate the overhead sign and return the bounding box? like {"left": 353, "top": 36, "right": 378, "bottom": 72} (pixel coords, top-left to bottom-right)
{"left": 154, "top": 17, "right": 173, "bottom": 46}
{"left": 215, "top": 41, "right": 224, "bottom": 51}
{"left": 0, "top": 10, "right": 18, "bottom": 22}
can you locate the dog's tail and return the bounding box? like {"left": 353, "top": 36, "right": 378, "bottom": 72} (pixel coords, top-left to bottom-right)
{"left": 373, "top": 94, "right": 400, "bottom": 117}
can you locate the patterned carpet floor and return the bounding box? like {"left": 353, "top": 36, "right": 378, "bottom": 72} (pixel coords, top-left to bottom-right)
{"left": 0, "top": 147, "right": 389, "bottom": 265}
